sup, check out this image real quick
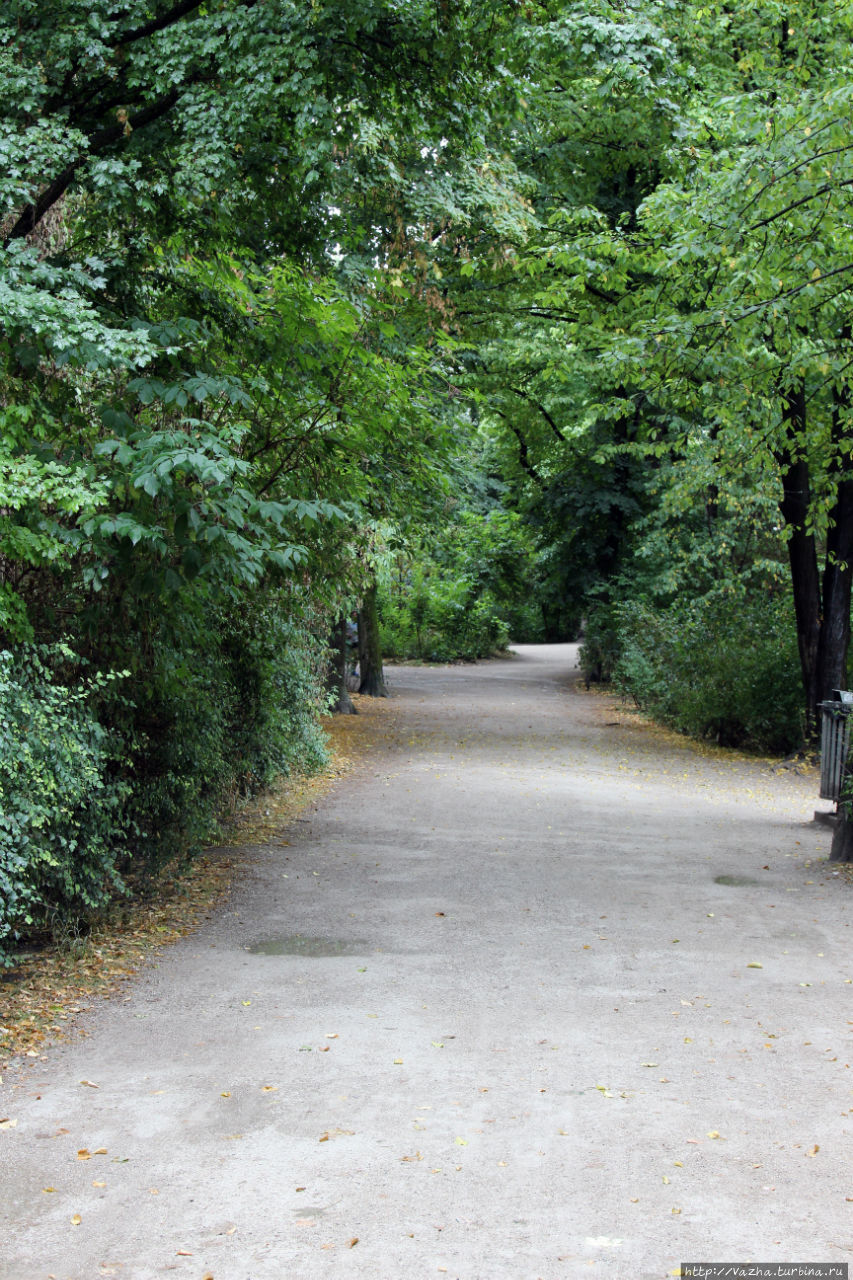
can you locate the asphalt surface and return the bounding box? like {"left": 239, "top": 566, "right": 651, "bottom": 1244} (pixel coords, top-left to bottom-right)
{"left": 1, "top": 643, "right": 851, "bottom": 1280}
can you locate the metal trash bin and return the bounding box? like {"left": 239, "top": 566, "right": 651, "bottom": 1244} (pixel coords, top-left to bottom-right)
{"left": 818, "top": 691, "right": 853, "bottom": 801}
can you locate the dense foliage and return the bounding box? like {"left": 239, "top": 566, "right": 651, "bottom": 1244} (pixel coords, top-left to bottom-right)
{"left": 4, "top": 0, "right": 853, "bottom": 951}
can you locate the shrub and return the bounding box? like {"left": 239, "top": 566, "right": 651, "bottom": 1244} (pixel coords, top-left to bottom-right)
{"left": 120, "top": 589, "right": 330, "bottom": 875}
{"left": 606, "top": 591, "right": 803, "bottom": 753}
{"left": 0, "top": 646, "right": 130, "bottom": 963}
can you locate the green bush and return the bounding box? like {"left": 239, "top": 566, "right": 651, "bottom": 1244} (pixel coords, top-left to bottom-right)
{"left": 379, "top": 569, "right": 510, "bottom": 662}
{"left": 600, "top": 591, "right": 804, "bottom": 753}
{"left": 0, "top": 646, "right": 130, "bottom": 963}
{"left": 121, "top": 590, "right": 330, "bottom": 874}
{"left": 378, "top": 509, "right": 542, "bottom": 662}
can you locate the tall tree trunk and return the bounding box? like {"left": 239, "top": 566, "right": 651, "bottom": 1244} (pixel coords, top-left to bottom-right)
{"left": 816, "top": 343, "right": 853, "bottom": 703}
{"left": 326, "top": 617, "right": 357, "bottom": 715}
{"left": 358, "top": 582, "right": 388, "bottom": 697}
{"left": 776, "top": 384, "right": 822, "bottom": 729}
{"left": 824, "top": 346, "right": 853, "bottom": 861}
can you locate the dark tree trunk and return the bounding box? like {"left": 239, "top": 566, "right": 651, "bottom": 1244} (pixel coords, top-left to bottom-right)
{"left": 357, "top": 583, "right": 388, "bottom": 697}
{"left": 831, "top": 808, "right": 853, "bottom": 861}
{"left": 823, "top": 350, "right": 853, "bottom": 861}
{"left": 326, "top": 617, "right": 357, "bottom": 715}
{"left": 816, "top": 347, "right": 853, "bottom": 703}
{"left": 776, "top": 385, "right": 822, "bottom": 729}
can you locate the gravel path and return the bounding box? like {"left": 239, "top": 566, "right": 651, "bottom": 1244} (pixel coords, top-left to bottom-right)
{"left": 1, "top": 643, "right": 850, "bottom": 1280}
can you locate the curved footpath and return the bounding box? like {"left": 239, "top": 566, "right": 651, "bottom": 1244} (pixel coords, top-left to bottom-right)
{"left": 1, "top": 644, "right": 850, "bottom": 1280}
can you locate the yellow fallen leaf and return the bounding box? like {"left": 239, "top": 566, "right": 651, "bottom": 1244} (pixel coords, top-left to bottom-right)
{"left": 220, "top": 1092, "right": 231, "bottom": 1098}
{"left": 325, "top": 1033, "right": 339, "bottom": 1040}
{"left": 77, "top": 1149, "right": 91, "bottom": 1161}
{"left": 455, "top": 1137, "right": 468, "bottom": 1146}
{"left": 92, "top": 1181, "right": 106, "bottom": 1188}
{"left": 0, "top": 1118, "right": 17, "bottom": 1130}
{"left": 71, "top": 1214, "right": 81, "bottom": 1226}
{"left": 393, "top": 1058, "right": 403, "bottom": 1065}
{"left": 662, "top": 1175, "right": 670, "bottom": 1184}
{"left": 262, "top": 1086, "right": 277, "bottom": 1092}
{"left": 674, "top": 1161, "right": 683, "bottom": 1167}
{"left": 93, "top": 1148, "right": 107, "bottom": 1155}
{"left": 79, "top": 1080, "right": 99, "bottom": 1089}
{"left": 318, "top": 1128, "right": 354, "bottom": 1142}
{"left": 176, "top": 1250, "right": 193, "bottom": 1256}
{"left": 707, "top": 1130, "right": 721, "bottom": 1139}
{"left": 42, "top": 1187, "right": 57, "bottom": 1193}
{"left": 672, "top": 1206, "right": 682, "bottom": 1214}
{"left": 348, "top": 1238, "right": 359, "bottom": 1247}
{"left": 806, "top": 1144, "right": 819, "bottom": 1157}
{"left": 747, "top": 962, "right": 763, "bottom": 969}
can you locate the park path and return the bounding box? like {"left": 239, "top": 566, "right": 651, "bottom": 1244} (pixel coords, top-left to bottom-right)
{"left": 1, "top": 643, "right": 851, "bottom": 1280}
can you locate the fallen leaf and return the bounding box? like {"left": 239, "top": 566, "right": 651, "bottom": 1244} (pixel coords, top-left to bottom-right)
{"left": 79, "top": 1080, "right": 99, "bottom": 1089}
{"left": 671, "top": 1207, "right": 682, "bottom": 1215}
{"left": 92, "top": 1181, "right": 106, "bottom": 1188}
{"left": 401, "top": 1152, "right": 423, "bottom": 1162}
{"left": 747, "top": 962, "right": 763, "bottom": 970}
{"left": 348, "top": 1238, "right": 359, "bottom": 1248}
{"left": 707, "top": 1131, "right": 722, "bottom": 1139}
{"left": 220, "top": 1092, "right": 231, "bottom": 1098}
{"left": 42, "top": 1187, "right": 57, "bottom": 1193}
{"left": 662, "top": 1175, "right": 670, "bottom": 1184}
{"left": 318, "top": 1128, "right": 354, "bottom": 1142}
{"left": 93, "top": 1147, "right": 107, "bottom": 1155}
{"left": 325, "top": 1033, "right": 339, "bottom": 1040}
{"left": 261, "top": 1086, "right": 278, "bottom": 1092}
{"left": 393, "top": 1058, "right": 403, "bottom": 1065}
{"left": 0, "top": 1118, "right": 17, "bottom": 1130}
{"left": 641, "top": 1062, "right": 658, "bottom": 1068}
{"left": 806, "top": 1144, "right": 819, "bottom": 1157}
{"left": 77, "top": 1149, "right": 91, "bottom": 1161}
{"left": 71, "top": 1214, "right": 81, "bottom": 1226}
{"left": 455, "top": 1137, "right": 468, "bottom": 1146}
{"left": 176, "top": 1249, "right": 192, "bottom": 1256}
